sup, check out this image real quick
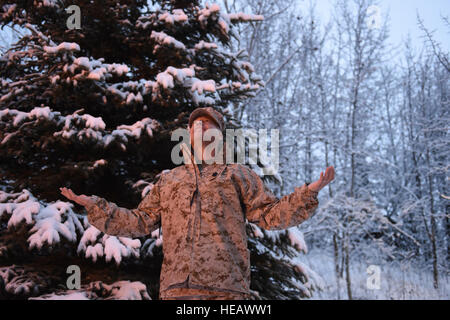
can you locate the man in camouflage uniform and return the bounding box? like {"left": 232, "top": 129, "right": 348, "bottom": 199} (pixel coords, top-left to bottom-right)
{"left": 60, "top": 107, "right": 335, "bottom": 300}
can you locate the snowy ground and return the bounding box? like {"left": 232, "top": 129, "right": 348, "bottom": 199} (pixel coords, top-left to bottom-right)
{"left": 298, "top": 249, "right": 449, "bottom": 300}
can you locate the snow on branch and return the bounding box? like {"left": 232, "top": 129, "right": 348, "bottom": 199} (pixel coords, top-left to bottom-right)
{"left": 225, "top": 12, "right": 264, "bottom": 23}
{"left": 104, "top": 65, "right": 209, "bottom": 105}
{"left": 66, "top": 56, "right": 129, "bottom": 82}
{"left": 1, "top": 3, "right": 265, "bottom": 109}
{"left": 196, "top": 2, "right": 234, "bottom": 39}
{"left": 0, "top": 187, "right": 147, "bottom": 266}
{"left": 43, "top": 42, "right": 80, "bottom": 54}
{"left": 77, "top": 226, "right": 141, "bottom": 265}
{"left": 131, "top": 169, "right": 170, "bottom": 199}
{"left": 151, "top": 30, "right": 186, "bottom": 52}
{"left": 141, "top": 228, "right": 163, "bottom": 258}
{"left": 0, "top": 106, "right": 160, "bottom": 151}
{"left": 28, "top": 200, "right": 84, "bottom": 249}
{"left": 137, "top": 8, "right": 187, "bottom": 29}
{"left": 0, "top": 189, "right": 83, "bottom": 250}
{"left": 0, "top": 264, "right": 150, "bottom": 299}
{"left": 292, "top": 261, "right": 326, "bottom": 296}
{"left": 0, "top": 189, "right": 40, "bottom": 227}
{"left": 155, "top": 65, "right": 195, "bottom": 89}
{"left": 29, "top": 280, "right": 151, "bottom": 300}
{"left": 159, "top": 9, "right": 188, "bottom": 24}
{"left": 0, "top": 265, "right": 57, "bottom": 297}
{"left": 194, "top": 40, "right": 218, "bottom": 51}
{"left": 55, "top": 112, "right": 160, "bottom": 150}
{"left": 196, "top": 3, "right": 264, "bottom": 40}
{"left": 198, "top": 2, "right": 221, "bottom": 25}
{"left": 190, "top": 78, "right": 216, "bottom": 94}
{"left": 151, "top": 65, "right": 220, "bottom": 105}
{"left": 249, "top": 223, "right": 264, "bottom": 238}
{"left": 287, "top": 227, "right": 308, "bottom": 254}
{"left": 37, "top": 0, "right": 61, "bottom": 9}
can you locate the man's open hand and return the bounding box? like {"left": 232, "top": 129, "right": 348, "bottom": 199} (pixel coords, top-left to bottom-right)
{"left": 59, "top": 187, "right": 95, "bottom": 208}
{"left": 307, "top": 166, "right": 335, "bottom": 193}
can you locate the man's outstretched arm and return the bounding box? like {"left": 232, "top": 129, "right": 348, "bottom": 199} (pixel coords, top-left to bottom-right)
{"left": 60, "top": 174, "right": 164, "bottom": 238}
{"left": 235, "top": 165, "right": 322, "bottom": 231}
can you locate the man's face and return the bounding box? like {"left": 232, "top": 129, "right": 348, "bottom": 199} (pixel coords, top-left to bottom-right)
{"left": 189, "top": 116, "right": 222, "bottom": 160}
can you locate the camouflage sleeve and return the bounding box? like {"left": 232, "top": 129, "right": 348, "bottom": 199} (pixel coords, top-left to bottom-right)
{"left": 236, "top": 165, "right": 319, "bottom": 230}
{"left": 85, "top": 174, "right": 164, "bottom": 238}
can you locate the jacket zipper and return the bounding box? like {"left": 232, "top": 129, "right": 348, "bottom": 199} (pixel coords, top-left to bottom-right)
{"left": 181, "top": 142, "right": 201, "bottom": 241}
{"left": 181, "top": 143, "right": 202, "bottom": 284}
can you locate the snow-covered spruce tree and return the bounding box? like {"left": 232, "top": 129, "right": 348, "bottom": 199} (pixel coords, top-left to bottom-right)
{"left": 0, "top": 0, "right": 320, "bottom": 299}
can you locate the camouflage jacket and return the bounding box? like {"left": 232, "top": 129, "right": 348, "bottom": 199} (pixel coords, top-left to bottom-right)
{"left": 85, "top": 142, "right": 319, "bottom": 299}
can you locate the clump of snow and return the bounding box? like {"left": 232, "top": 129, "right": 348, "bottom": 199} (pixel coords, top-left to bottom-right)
{"left": 154, "top": 65, "right": 195, "bottom": 90}
{"left": 92, "top": 159, "right": 107, "bottom": 168}
{"left": 73, "top": 56, "right": 91, "bottom": 69}
{"left": 293, "top": 261, "right": 326, "bottom": 294}
{"left": 191, "top": 78, "right": 216, "bottom": 94}
{"left": 249, "top": 223, "right": 264, "bottom": 238}
{"left": 102, "top": 280, "right": 150, "bottom": 300}
{"left": 125, "top": 91, "right": 143, "bottom": 105}
{"left": 69, "top": 56, "right": 129, "bottom": 81}
{"left": 0, "top": 190, "right": 40, "bottom": 227}
{"left": 28, "top": 200, "right": 84, "bottom": 249}
{"left": 156, "top": 72, "right": 174, "bottom": 89}
{"left": 100, "top": 117, "right": 159, "bottom": 149}
{"left": 41, "top": 0, "right": 60, "bottom": 8}
{"left": 287, "top": 227, "right": 308, "bottom": 254}
{"left": 77, "top": 226, "right": 141, "bottom": 265}
{"left": 142, "top": 230, "right": 163, "bottom": 258}
{"left": 191, "top": 90, "right": 216, "bottom": 105}
{"left": 43, "top": 42, "right": 80, "bottom": 54}
{"left": 198, "top": 2, "right": 221, "bottom": 25}
{"left": 151, "top": 30, "right": 186, "bottom": 52}
{"left": 131, "top": 179, "right": 152, "bottom": 198}
{"left": 77, "top": 226, "right": 103, "bottom": 262}
{"left": 194, "top": 40, "right": 218, "bottom": 51}
{"left": 158, "top": 73, "right": 216, "bottom": 105}
{"left": 159, "top": 9, "right": 188, "bottom": 24}
{"left": 50, "top": 74, "right": 60, "bottom": 84}
{"left": 106, "top": 79, "right": 153, "bottom": 102}
{"left": 104, "top": 236, "right": 140, "bottom": 265}
{"left": 226, "top": 12, "right": 264, "bottom": 22}
{"left": 0, "top": 106, "right": 61, "bottom": 131}
{"left": 82, "top": 114, "right": 105, "bottom": 130}
{"left": 218, "top": 17, "right": 229, "bottom": 35}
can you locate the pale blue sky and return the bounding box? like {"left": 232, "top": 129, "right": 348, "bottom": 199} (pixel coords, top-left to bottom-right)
{"left": 310, "top": 0, "right": 450, "bottom": 52}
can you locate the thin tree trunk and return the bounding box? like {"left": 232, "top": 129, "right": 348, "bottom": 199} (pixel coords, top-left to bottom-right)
{"left": 339, "top": 241, "right": 345, "bottom": 278}
{"left": 344, "top": 235, "right": 352, "bottom": 300}
{"left": 426, "top": 148, "right": 439, "bottom": 289}
{"left": 333, "top": 233, "right": 341, "bottom": 299}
